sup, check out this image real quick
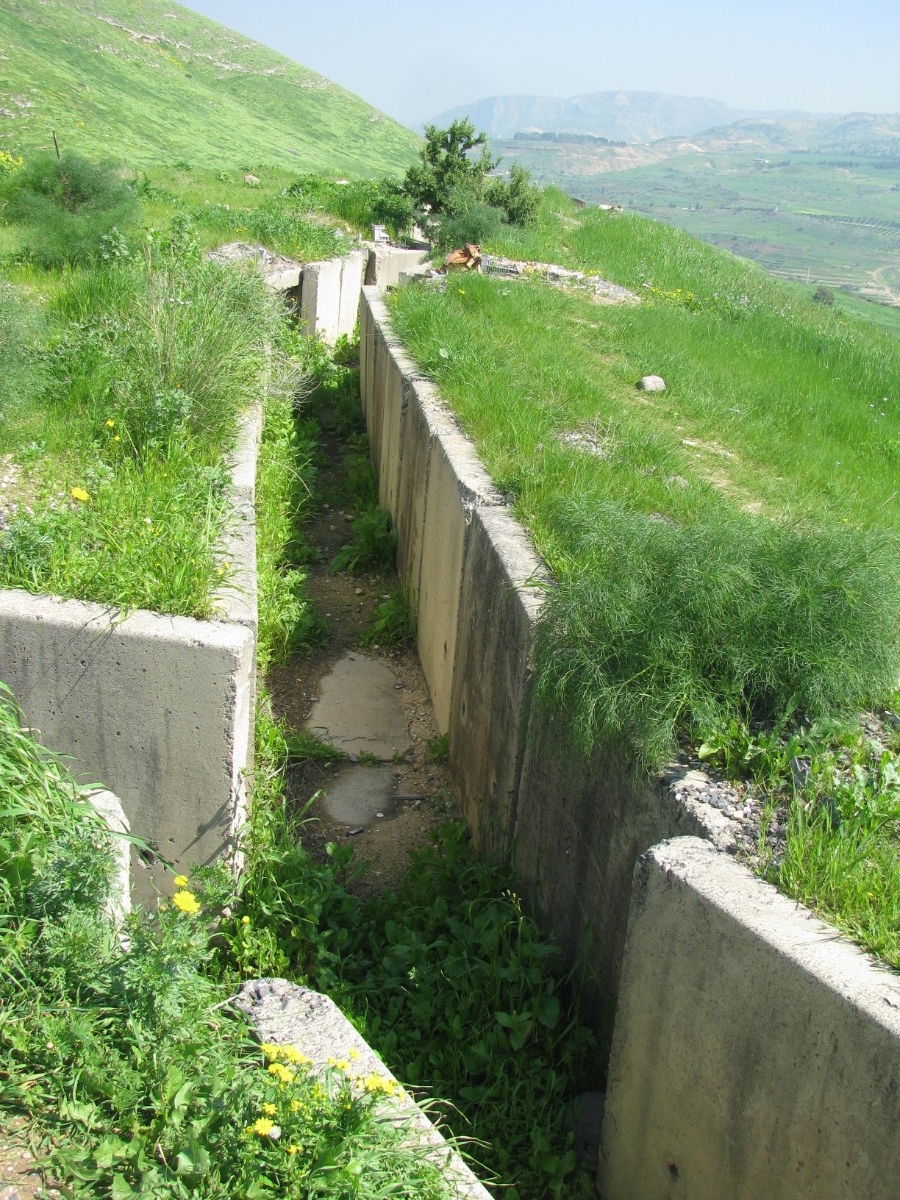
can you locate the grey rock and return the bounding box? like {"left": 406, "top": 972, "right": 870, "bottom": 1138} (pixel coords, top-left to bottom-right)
{"left": 637, "top": 375, "right": 667, "bottom": 392}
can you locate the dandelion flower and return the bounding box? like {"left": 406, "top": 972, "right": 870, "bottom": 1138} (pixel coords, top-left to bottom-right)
{"left": 248, "top": 1117, "right": 279, "bottom": 1138}
{"left": 173, "top": 874, "right": 189, "bottom": 887}
{"left": 262, "top": 1103, "right": 277, "bottom": 1116}
{"left": 241, "top": 914, "right": 250, "bottom": 925}
{"left": 286, "top": 1144, "right": 301, "bottom": 1155}
{"left": 106, "top": 418, "right": 115, "bottom": 428}
{"left": 70, "top": 486, "right": 90, "bottom": 503}
{"left": 171, "top": 890, "right": 200, "bottom": 914}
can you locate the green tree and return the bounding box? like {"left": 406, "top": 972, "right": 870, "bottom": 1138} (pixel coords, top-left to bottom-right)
{"left": 402, "top": 118, "right": 497, "bottom": 215}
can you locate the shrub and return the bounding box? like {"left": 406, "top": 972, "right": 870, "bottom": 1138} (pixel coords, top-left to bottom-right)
{"left": 534, "top": 501, "right": 900, "bottom": 770}
{"left": 2, "top": 152, "right": 140, "bottom": 267}
{"left": 52, "top": 258, "right": 278, "bottom": 456}
{"left": 402, "top": 119, "right": 497, "bottom": 217}
{"left": 486, "top": 163, "right": 542, "bottom": 227}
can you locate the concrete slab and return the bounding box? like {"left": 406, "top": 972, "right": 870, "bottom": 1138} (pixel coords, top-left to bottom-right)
{"left": 416, "top": 427, "right": 502, "bottom": 733}
{"left": 320, "top": 764, "right": 396, "bottom": 826}
{"left": 337, "top": 250, "right": 365, "bottom": 340}
{"left": 365, "top": 246, "right": 430, "bottom": 290}
{"left": 306, "top": 652, "right": 412, "bottom": 759}
{"left": 300, "top": 258, "right": 343, "bottom": 343}
{"left": 599, "top": 838, "right": 900, "bottom": 1200}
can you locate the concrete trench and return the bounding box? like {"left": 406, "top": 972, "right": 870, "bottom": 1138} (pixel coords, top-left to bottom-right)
{"left": 5, "top": 244, "right": 900, "bottom": 1198}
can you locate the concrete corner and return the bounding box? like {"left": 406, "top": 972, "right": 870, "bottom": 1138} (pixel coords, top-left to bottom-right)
{"left": 599, "top": 837, "right": 900, "bottom": 1200}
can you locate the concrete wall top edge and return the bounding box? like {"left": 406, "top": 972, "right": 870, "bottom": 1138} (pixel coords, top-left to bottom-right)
{"left": 0, "top": 588, "right": 253, "bottom": 654}
{"left": 647, "top": 837, "right": 900, "bottom": 1028}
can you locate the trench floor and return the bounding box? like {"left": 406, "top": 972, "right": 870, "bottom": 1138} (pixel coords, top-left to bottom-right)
{"left": 266, "top": 409, "right": 462, "bottom": 897}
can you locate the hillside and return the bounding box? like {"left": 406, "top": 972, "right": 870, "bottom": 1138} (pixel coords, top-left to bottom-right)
{"left": 490, "top": 113, "right": 900, "bottom": 320}
{"left": 0, "top": 0, "right": 420, "bottom": 174}
{"left": 429, "top": 91, "right": 805, "bottom": 143}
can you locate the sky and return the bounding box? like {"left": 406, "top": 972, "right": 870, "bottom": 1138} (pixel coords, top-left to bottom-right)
{"left": 187, "top": 0, "right": 899, "bottom": 128}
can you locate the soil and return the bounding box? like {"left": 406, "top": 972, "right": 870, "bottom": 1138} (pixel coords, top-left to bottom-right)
{"left": 0, "top": 1118, "right": 60, "bottom": 1200}
{"left": 266, "top": 409, "right": 461, "bottom": 897}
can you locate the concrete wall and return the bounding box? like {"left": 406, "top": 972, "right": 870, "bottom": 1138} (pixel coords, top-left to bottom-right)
{"left": 599, "top": 838, "right": 900, "bottom": 1200}
{"left": 358, "top": 286, "right": 719, "bottom": 1051}
{"left": 365, "top": 245, "right": 430, "bottom": 290}
{"left": 0, "top": 404, "right": 261, "bottom": 901}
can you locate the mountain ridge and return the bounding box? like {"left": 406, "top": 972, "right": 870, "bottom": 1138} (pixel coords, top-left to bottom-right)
{"left": 428, "top": 90, "right": 818, "bottom": 144}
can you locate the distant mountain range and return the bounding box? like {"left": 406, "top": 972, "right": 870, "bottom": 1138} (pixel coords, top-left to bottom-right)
{"left": 427, "top": 91, "right": 813, "bottom": 144}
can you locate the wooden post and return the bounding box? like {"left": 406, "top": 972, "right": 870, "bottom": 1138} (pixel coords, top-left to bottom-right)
{"left": 52, "top": 130, "right": 60, "bottom": 159}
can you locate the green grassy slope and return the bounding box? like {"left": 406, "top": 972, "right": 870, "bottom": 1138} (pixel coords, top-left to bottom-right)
{"left": 494, "top": 131, "right": 900, "bottom": 328}
{"left": 0, "top": 0, "right": 419, "bottom": 174}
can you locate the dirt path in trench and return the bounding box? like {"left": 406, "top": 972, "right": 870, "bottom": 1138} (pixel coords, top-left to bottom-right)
{"left": 265, "top": 407, "right": 462, "bottom": 897}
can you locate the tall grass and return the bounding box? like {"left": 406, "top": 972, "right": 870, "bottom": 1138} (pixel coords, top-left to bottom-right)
{"left": 1, "top": 152, "right": 141, "bottom": 267}
{"left": 0, "top": 259, "right": 285, "bottom": 616}
{"left": 389, "top": 206, "right": 900, "bottom": 767}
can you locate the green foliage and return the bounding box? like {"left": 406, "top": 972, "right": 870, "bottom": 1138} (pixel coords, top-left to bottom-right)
{"left": 0, "top": 688, "right": 453, "bottom": 1199}
{"left": 0, "top": 282, "right": 45, "bottom": 422}
{"left": 812, "top": 283, "right": 835, "bottom": 306}
{"left": 330, "top": 507, "right": 397, "bottom": 574}
{"left": 2, "top": 152, "right": 140, "bottom": 267}
{"left": 534, "top": 503, "right": 900, "bottom": 769}
{"left": 359, "top": 587, "right": 416, "bottom": 648}
{"left": 485, "top": 164, "right": 541, "bottom": 228}
{"left": 403, "top": 119, "right": 497, "bottom": 217}
{"left": 433, "top": 184, "right": 508, "bottom": 250}
{"left": 225, "top": 716, "right": 595, "bottom": 1200}
{"left": 287, "top": 175, "right": 415, "bottom": 239}
{"left": 53, "top": 259, "right": 277, "bottom": 454}
{"left": 389, "top": 209, "right": 900, "bottom": 770}
{"left": 763, "top": 739, "right": 900, "bottom": 967}
{"left": 0, "top": 257, "right": 284, "bottom": 617}
{"left": 255, "top": 375, "right": 324, "bottom": 672}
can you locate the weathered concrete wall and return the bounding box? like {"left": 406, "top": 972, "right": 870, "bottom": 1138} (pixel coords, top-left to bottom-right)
{"left": 365, "top": 245, "right": 430, "bottom": 290}
{"left": 358, "top": 285, "right": 716, "bottom": 1051}
{"left": 0, "top": 594, "right": 253, "bottom": 898}
{"left": 300, "top": 258, "right": 343, "bottom": 344}
{"left": 599, "top": 837, "right": 900, "bottom": 1200}
{"left": 0, "top": 405, "right": 261, "bottom": 901}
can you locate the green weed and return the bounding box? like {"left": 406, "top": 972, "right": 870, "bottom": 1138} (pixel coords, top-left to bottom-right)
{"left": 0, "top": 687, "right": 454, "bottom": 1199}
{"left": 0, "top": 256, "right": 284, "bottom": 617}
{"left": 330, "top": 508, "right": 398, "bottom": 574}
{"left": 360, "top": 587, "right": 417, "bottom": 648}
{"left": 1, "top": 152, "right": 140, "bottom": 268}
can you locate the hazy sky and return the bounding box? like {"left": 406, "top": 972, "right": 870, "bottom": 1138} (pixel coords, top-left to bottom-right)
{"left": 186, "top": 0, "right": 899, "bottom": 128}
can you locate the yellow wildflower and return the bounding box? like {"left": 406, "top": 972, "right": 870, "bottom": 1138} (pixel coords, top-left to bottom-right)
{"left": 70, "top": 486, "right": 90, "bottom": 503}
{"left": 286, "top": 1144, "right": 301, "bottom": 1155}
{"left": 348, "top": 1048, "right": 361, "bottom": 1061}
{"left": 241, "top": 915, "right": 250, "bottom": 925}
{"left": 262, "top": 1103, "right": 277, "bottom": 1116}
{"left": 173, "top": 874, "right": 189, "bottom": 887}
{"left": 171, "top": 889, "right": 200, "bottom": 914}
{"left": 248, "top": 1117, "right": 279, "bottom": 1138}
{"left": 268, "top": 1062, "right": 296, "bottom": 1084}
{"left": 106, "top": 418, "right": 115, "bottom": 428}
